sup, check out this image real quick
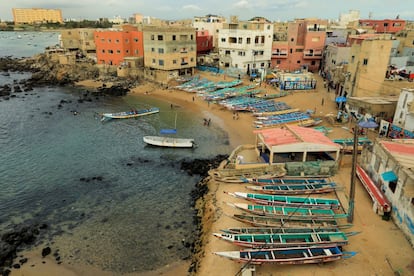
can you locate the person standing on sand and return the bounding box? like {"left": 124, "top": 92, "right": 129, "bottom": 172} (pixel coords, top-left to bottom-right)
{"left": 321, "top": 98, "right": 324, "bottom": 106}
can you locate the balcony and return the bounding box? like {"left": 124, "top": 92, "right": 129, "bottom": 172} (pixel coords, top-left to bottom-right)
{"left": 271, "top": 50, "right": 288, "bottom": 58}
{"left": 303, "top": 50, "right": 322, "bottom": 59}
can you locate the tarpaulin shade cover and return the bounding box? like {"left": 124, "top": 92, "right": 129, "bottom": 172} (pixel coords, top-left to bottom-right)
{"left": 381, "top": 171, "right": 398, "bottom": 182}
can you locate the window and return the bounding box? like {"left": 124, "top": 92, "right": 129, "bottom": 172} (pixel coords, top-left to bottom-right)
{"left": 389, "top": 180, "right": 397, "bottom": 193}
{"left": 158, "top": 48, "right": 164, "bottom": 54}
{"left": 151, "top": 35, "right": 154, "bottom": 40}
{"left": 134, "top": 50, "right": 139, "bottom": 54}
{"left": 291, "top": 38, "right": 294, "bottom": 42}
{"left": 173, "top": 60, "right": 177, "bottom": 64}
{"left": 116, "top": 50, "right": 121, "bottom": 54}
{"left": 126, "top": 50, "right": 129, "bottom": 54}
{"left": 101, "top": 49, "right": 105, "bottom": 53}
{"left": 363, "top": 58, "right": 368, "bottom": 65}
{"left": 290, "top": 49, "right": 293, "bottom": 54}
{"left": 260, "top": 63, "right": 264, "bottom": 67}
{"left": 190, "top": 58, "right": 194, "bottom": 62}
{"left": 172, "top": 35, "right": 176, "bottom": 41}
{"left": 190, "top": 34, "right": 193, "bottom": 40}
{"left": 254, "top": 36, "right": 259, "bottom": 43}
{"left": 134, "top": 38, "right": 139, "bottom": 42}
{"left": 159, "top": 60, "right": 164, "bottom": 66}
{"left": 225, "top": 50, "right": 230, "bottom": 55}
{"left": 238, "top": 51, "right": 245, "bottom": 56}
{"left": 311, "top": 61, "right": 316, "bottom": 65}
{"left": 108, "top": 50, "right": 113, "bottom": 54}
{"left": 151, "top": 48, "right": 155, "bottom": 52}
{"left": 108, "top": 39, "right": 112, "bottom": 43}
{"left": 115, "top": 39, "right": 120, "bottom": 43}
{"left": 152, "top": 58, "right": 156, "bottom": 63}
{"left": 229, "top": 37, "right": 237, "bottom": 43}
{"left": 297, "top": 60, "right": 301, "bottom": 64}
{"left": 221, "top": 38, "right": 226, "bottom": 42}
{"left": 238, "top": 37, "right": 243, "bottom": 44}
{"left": 276, "top": 60, "right": 281, "bottom": 64}
{"left": 158, "top": 35, "right": 163, "bottom": 40}
{"left": 351, "top": 55, "right": 355, "bottom": 63}
{"left": 403, "top": 94, "right": 408, "bottom": 107}
{"left": 246, "top": 37, "right": 251, "bottom": 44}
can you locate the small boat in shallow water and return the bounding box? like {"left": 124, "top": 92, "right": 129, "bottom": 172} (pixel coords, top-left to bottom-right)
{"left": 143, "top": 136, "right": 195, "bottom": 148}
{"left": 214, "top": 245, "right": 355, "bottom": 265}
{"left": 101, "top": 107, "right": 159, "bottom": 121}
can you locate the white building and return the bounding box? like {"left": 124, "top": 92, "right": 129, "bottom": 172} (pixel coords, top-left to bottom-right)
{"left": 393, "top": 88, "right": 414, "bottom": 132}
{"left": 193, "top": 14, "right": 226, "bottom": 49}
{"left": 218, "top": 17, "right": 273, "bottom": 76}
{"left": 338, "top": 10, "right": 360, "bottom": 28}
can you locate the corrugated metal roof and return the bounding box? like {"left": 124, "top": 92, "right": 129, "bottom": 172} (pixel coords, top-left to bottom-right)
{"left": 254, "top": 125, "right": 340, "bottom": 149}
{"left": 381, "top": 140, "right": 414, "bottom": 170}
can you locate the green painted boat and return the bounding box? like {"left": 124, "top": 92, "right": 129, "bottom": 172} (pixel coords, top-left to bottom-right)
{"left": 221, "top": 227, "right": 361, "bottom": 236}
{"left": 227, "top": 192, "right": 341, "bottom": 209}
{"left": 213, "top": 231, "right": 349, "bottom": 248}
{"left": 228, "top": 203, "right": 347, "bottom": 219}
{"left": 245, "top": 182, "right": 337, "bottom": 195}
{"left": 231, "top": 213, "right": 352, "bottom": 229}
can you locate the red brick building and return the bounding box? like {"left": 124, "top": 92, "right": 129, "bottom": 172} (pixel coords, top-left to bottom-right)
{"left": 271, "top": 18, "right": 327, "bottom": 72}
{"left": 94, "top": 25, "right": 144, "bottom": 66}
{"left": 196, "top": 30, "right": 214, "bottom": 54}
{"left": 358, "top": 19, "right": 406, "bottom": 34}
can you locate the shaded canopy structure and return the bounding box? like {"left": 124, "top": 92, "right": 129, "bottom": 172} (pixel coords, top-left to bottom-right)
{"left": 254, "top": 125, "right": 341, "bottom": 164}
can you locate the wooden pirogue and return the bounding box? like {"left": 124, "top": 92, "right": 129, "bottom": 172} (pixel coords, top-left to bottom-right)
{"left": 226, "top": 192, "right": 341, "bottom": 209}
{"left": 214, "top": 245, "right": 356, "bottom": 265}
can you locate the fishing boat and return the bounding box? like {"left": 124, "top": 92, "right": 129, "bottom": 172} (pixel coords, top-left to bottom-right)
{"left": 213, "top": 231, "right": 349, "bottom": 248}
{"left": 143, "top": 136, "right": 195, "bottom": 148}
{"left": 231, "top": 213, "right": 352, "bottom": 229}
{"left": 214, "top": 245, "right": 354, "bottom": 265}
{"left": 241, "top": 177, "right": 328, "bottom": 185}
{"left": 245, "top": 182, "right": 337, "bottom": 195}
{"left": 227, "top": 203, "right": 347, "bottom": 219}
{"left": 220, "top": 226, "right": 347, "bottom": 235}
{"left": 143, "top": 112, "right": 195, "bottom": 148}
{"left": 101, "top": 107, "right": 159, "bottom": 121}
{"left": 226, "top": 192, "right": 341, "bottom": 209}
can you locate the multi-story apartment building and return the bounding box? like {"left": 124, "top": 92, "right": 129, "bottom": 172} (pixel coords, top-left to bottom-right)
{"left": 343, "top": 34, "right": 393, "bottom": 97}
{"left": 94, "top": 25, "right": 144, "bottom": 66}
{"left": 322, "top": 43, "right": 351, "bottom": 91}
{"left": 196, "top": 30, "right": 214, "bottom": 54}
{"left": 193, "top": 14, "right": 226, "bottom": 49}
{"left": 358, "top": 19, "right": 406, "bottom": 34}
{"left": 12, "top": 8, "right": 63, "bottom": 24}
{"left": 60, "top": 28, "right": 96, "bottom": 56}
{"left": 142, "top": 25, "right": 196, "bottom": 84}
{"left": 218, "top": 16, "right": 273, "bottom": 76}
{"left": 271, "top": 18, "right": 327, "bottom": 73}
{"left": 393, "top": 88, "right": 414, "bottom": 132}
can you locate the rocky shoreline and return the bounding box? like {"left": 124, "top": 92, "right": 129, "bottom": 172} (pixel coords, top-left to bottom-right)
{"left": 0, "top": 53, "right": 231, "bottom": 275}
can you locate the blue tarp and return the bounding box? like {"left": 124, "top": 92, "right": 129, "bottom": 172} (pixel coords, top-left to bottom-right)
{"left": 381, "top": 171, "right": 398, "bottom": 182}
{"left": 160, "top": 129, "right": 177, "bottom": 134}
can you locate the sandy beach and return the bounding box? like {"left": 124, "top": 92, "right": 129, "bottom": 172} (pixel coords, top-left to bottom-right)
{"left": 9, "top": 71, "right": 414, "bottom": 276}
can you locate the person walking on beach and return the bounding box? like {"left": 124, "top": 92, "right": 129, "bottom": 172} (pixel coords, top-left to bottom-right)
{"left": 321, "top": 98, "right": 324, "bottom": 106}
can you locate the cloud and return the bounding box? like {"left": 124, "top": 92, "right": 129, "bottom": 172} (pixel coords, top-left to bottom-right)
{"left": 182, "top": 5, "right": 202, "bottom": 11}
{"left": 234, "top": 0, "right": 250, "bottom": 9}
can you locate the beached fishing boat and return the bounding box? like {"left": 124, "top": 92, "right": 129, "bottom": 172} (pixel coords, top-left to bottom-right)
{"left": 245, "top": 182, "right": 337, "bottom": 195}
{"left": 213, "top": 231, "right": 349, "bottom": 248}
{"left": 226, "top": 192, "right": 341, "bottom": 209}
{"left": 101, "top": 107, "right": 159, "bottom": 121}
{"left": 214, "top": 245, "right": 353, "bottom": 265}
{"left": 220, "top": 226, "right": 347, "bottom": 235}
{"left": 231, "top": 214, "right": 352, "bottom": 229}
{"left": 227, "top": 203, "right": 346, "bottom": 219}
{"left": 241, "top": 177, "right": 328, "bottom": 185}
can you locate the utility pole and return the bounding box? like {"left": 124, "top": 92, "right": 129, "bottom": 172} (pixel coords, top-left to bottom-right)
{"left": 348, "top": 123, "right": 359, "bottom": 223}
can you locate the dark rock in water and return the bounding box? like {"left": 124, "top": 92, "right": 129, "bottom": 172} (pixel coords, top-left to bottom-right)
{"left": 41, "top": 247, "right": 51, "bottom": 257}
{"left": 12, "top": 263, "right": 20, "bottom": 269}
{"left": 19, "top": 258, "right": 28, "bottom": 264}
{"left": 1, "top": 268, "right": 11, "bottom": 276}
{"left": 180, "top": 154, "right": 228, "bottom": 177}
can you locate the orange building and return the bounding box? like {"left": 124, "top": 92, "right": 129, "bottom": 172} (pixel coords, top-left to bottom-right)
{"left": 94, "top": 25, "right": 143, "bottom": 66}
{"left": 271, "top": 18, "right": 327, "bottom": 73}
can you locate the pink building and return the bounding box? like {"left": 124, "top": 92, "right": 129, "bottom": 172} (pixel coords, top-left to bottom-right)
{"left": 272, "top": 19, "right": 327, "bottom": 72}
{"left": 358, "top": 19, "right": 406, "bottom": 34}
{"left": 196, "top": 30, "right": 213, "bottom": 54}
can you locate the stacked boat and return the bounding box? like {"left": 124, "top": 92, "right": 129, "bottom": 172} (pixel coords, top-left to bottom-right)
{"left": 214, "top": 177, "right": 357, "bottom": 265}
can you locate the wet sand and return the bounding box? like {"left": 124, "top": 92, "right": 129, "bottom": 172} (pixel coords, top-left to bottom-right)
{"left": 10, "top": 72, "right": 414, "bottom": 275}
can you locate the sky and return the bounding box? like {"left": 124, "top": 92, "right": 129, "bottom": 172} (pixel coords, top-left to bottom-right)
{"left": 1, "top": 0, "right": 413, "bottom": 22}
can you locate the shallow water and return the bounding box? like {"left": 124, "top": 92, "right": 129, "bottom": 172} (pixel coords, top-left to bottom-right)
{"left": 0, "top": 31, "right": 232, "bottom": 273}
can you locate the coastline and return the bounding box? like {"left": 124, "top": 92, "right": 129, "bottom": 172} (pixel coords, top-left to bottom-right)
{"left": 9, "top": 71, "right": 414, "bottom": 275}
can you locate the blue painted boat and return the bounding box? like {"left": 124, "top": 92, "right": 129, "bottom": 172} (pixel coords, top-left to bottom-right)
{"left": 246, "top": 182, "right": 337, "bottom": 195}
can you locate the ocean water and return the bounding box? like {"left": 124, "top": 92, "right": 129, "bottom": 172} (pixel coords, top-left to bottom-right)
{"left": 0, "top": 31, "right": 231, "bottom": 273}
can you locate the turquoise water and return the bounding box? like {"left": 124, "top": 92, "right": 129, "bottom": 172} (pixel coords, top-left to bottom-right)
{"left": 0, "top": 32, "right": 231, "bottom": 273}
